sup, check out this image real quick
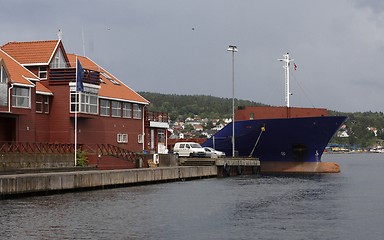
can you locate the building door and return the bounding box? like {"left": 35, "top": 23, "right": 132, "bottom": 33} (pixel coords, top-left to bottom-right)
{"left": 0, "top": 116, "right": 16, "bottom": 141}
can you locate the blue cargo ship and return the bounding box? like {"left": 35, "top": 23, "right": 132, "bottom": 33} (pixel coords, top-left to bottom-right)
{"left": 202, "top": 114, "right": 346, "bottom": 162}
{"left": 202, "top": 53, "right": 347, "bottom": 171}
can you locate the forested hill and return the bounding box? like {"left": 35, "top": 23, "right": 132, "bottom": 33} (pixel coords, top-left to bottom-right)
{"left": 138, "top": 92, "right": 266, "bottom": 121}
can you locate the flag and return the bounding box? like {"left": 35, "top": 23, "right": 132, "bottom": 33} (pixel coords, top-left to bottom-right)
{"left": 76, "top": 58, "right": 84, "bottom": 92}
{"left": 294, "top": 63, "right": 297, "bottom": 71}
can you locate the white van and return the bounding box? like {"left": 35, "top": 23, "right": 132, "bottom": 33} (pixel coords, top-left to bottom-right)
{"left": 173, "top": 142, "right": 206, "bottom": 157}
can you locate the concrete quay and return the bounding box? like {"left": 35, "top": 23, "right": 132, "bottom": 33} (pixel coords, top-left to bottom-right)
{"left": 0, "top": 166, "right": 217, "bottom": 198}
{"left": 180, "top": 157, "right": 261, "bottom": 177}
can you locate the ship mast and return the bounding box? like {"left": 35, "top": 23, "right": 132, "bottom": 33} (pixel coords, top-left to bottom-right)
{"left": 278, "top": 53, "right": 294, "bottom": 108}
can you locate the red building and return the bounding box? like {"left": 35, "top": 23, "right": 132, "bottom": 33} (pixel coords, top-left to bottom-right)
{"left": 0, "top": 39, "right": 169, "bottom": 159}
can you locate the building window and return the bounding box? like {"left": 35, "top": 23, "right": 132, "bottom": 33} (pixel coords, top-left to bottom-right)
{"left": 100, "top": 99, "right": 110, "bottom": 116}
{"left": 250, "top": 113, "right": 254, "bottom": 120}
{"left": 133, "top": 104, "right": 142, "bottom": 119}
{"left": 36, "top": 95, "right": 49, "bottom": 113}
{"left": 0, "top": 65, "right": 8, "bottom": 106}
{"left": 50, "top": 49, "right": 67, "bottom": 69}
{"left": 1, "top": 65, "right": 8, "bottom": 83}
{"left": 123, "top": 102, "right": 132, "bottom": 118}
{"left": 158, "top": 129, "right": 165, "bottom": 143}
{"left": 111, "top": 101, "right": 121, "bottom": 117}
{"left": 70, "top": 86, "right": 99, "bottom": 114}
{"left": 138, "top": 134, "right": 143, "bottom": 143}
{"left": 12, "top": 87, "right": 30, "bottom": 108}
{"left": 36, "top": 95, "right": 43, "bottom": 113}
{"left": 39, "top": 66, "right": 47, "bottom": 79}
{"left": 44, "top": 96, "right": 49, "bottom": 113}
{"left": 117, "top": 133, "right": 128, "bottom": 143}
{"left": 70, "top": 92, "right": 80, "bottom": 112}
{"left": 81, "top": 94, "right": 98, "bottom": 114}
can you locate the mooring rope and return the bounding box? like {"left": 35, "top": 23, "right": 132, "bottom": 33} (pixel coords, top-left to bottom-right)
{"left": 248, "top": 126, "right": 266, "bottom": 157}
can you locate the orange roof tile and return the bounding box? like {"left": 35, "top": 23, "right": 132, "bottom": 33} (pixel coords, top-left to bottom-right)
{"left": 0, "top": 49, "right": 52, "bottom": 95}
{"left": 0, "top": 49, "right": 35, "bottom": 86}
{"left": 67, "top": 54, "right": 149, "bottom": 104}
{"left": 1, "top": 40, "right": 59, "bottom": 65}
{"left": 35, "top": 81, "right": 52, "bottom": 95}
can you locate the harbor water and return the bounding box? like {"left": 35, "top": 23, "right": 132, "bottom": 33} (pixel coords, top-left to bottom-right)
{"left": 1, "top": 153, "right": 384, "bottom": 240}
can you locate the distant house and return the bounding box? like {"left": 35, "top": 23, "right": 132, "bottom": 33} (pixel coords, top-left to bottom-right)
{"left": 193, "top": 124, "right": 204, "bottom": 131}
{"left": 0, "top": 39, "right": 169, "bottom": 155}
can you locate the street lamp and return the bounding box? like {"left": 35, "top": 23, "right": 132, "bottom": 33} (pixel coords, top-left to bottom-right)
{"left": 227, "top": 45, "right": 238, "bottom": 157}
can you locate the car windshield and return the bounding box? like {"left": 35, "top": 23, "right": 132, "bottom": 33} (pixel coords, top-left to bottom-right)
{"left": 190, "top": 143, "right": 202, "bottom": 148}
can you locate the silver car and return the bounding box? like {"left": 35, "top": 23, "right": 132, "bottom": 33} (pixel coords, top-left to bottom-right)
{"left": 204, "top": 147, "right": 226, "bottom": 158}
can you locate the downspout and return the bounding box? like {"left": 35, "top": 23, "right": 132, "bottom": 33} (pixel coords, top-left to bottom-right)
{"left": 142, "top": 105, "right": 146, "bottom": 151}
{"left": 8, "top": 81, "right": 14, "bottom": 113}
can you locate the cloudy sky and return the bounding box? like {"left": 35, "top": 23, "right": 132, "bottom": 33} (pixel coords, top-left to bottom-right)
{"left": 1, "top": 0, "right": 384, "bottom": 113}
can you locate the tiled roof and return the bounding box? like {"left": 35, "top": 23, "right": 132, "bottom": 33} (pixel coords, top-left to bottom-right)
{"left": 0, "top": 49, "right": 52, "bottom": 94}
{"left": 67, "top": 54, "right": 149, "bottom": 105}
{"left": 1, "top": 40, "right": 59, "bottom": 65}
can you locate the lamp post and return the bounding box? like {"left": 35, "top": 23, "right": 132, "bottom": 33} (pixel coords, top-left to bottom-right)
{"left": 227, "top": 45, "right": 237, "bottom": 157}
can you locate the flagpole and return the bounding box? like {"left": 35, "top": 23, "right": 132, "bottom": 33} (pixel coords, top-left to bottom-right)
{"left": 74, "top": 57, "right": 78, "bottom": 166}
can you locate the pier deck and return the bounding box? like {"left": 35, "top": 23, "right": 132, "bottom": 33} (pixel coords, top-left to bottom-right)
{"left": 0, "top": 157, "right": 260, "bottom": 198}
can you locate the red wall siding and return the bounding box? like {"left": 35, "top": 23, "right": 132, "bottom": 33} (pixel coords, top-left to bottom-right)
{"left": 76, "top": 117, "right": 143, "bottom": 152}
{"left": 35, "top": 112, "right": 51, "bottom": 142}
{"left": 48, "top": 85, "right": 72, "bottom": 142}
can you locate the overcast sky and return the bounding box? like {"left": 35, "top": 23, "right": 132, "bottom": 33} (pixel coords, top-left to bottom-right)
{"left": 1, "top": 0, "right": 384, "bottom": 113}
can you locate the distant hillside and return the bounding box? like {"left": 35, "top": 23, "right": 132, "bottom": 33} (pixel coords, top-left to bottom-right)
{"left": 138, "top": 92, "right": 266, "bottom": 121}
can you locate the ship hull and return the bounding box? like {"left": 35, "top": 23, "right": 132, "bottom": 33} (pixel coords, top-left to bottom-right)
{"left": 202, "top": 116, "right": 346, "bottom": 163}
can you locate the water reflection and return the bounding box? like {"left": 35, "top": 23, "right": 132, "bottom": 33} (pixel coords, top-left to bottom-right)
{"left": 0, "top": 154, "right": 384, "bottom": 239}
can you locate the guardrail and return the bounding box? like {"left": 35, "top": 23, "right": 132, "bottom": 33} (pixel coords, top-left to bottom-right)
{"left": 0, "top": 142, "right": 80, "bottom": 154}
{"left": 96, "top": 144, "right": 139, "bottom": 161}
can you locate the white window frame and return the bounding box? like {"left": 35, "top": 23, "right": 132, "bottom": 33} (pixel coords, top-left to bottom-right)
{"left": 138, "top": 134, "right": 143, "bottom": 143}
{"left": 69, "top": 86, "right": 99, "bottom": 115}
{"left": 133, "top": 103, "right": 142, "bottom": 119}
{"left": 111, "top": 101, "right": 122, "bottom": 117}
{"left": 39, "top": 66, "right": 47, "bottom": 79}
{"left": 123, "top": 102, "right": 132, "bottom": 118}
{"left": 117, "top": 133, "right": 128, "bottom": 143}
{"left": 100, "top": 99, "right": 110, "bottom": 116}
{"left": 12, "top": 87, "right": 31, "bottom": 108}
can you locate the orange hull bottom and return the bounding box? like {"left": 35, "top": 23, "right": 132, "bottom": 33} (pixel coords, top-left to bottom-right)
{"left": 260, "top": 161, "right": 340, "bottom": 173}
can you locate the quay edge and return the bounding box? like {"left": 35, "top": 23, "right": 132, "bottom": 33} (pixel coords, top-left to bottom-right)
{"left": 0, "top": 166, "right": 217, "bottom": 198}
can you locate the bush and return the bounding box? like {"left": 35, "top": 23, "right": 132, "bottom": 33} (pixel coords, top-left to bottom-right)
{"left": 76, "top": 150, "right": 88, "bottom": 166}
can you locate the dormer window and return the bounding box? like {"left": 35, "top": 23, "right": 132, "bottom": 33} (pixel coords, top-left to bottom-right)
{"left": 39, "top": 66, "right": 47, "bottom": 79}
{"left": 101, "top": 72, "right": 120, "bottom": 85}
{"left": 50, "top": 48, "right": 67, "bottom": 69}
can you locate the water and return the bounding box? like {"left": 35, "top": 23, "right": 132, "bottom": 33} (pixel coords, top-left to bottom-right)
{"left": 1, "top": 153, "right": 384, "bottom": 240}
